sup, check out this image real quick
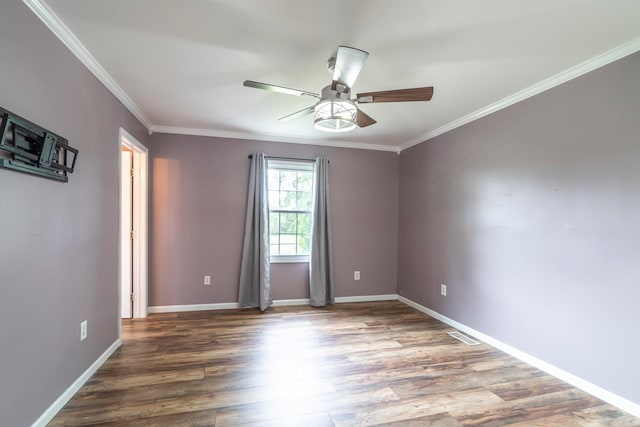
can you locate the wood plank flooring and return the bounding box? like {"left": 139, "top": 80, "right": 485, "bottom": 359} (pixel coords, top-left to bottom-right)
{"left": 48, "top": 301, "right": 640, "bottom": 426}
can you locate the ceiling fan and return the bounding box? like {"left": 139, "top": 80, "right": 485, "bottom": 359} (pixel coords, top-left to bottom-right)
{"left": 243, "top": 46, "right": 434, "bottom": 133}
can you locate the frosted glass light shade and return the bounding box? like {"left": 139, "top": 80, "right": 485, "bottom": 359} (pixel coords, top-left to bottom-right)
{"left": 313, "top": 99, "right": 357, "bottom": 132}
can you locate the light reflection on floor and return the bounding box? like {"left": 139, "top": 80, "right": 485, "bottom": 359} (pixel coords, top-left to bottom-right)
{"left": 250, "top": 318, "right": 338, "bottom": 417}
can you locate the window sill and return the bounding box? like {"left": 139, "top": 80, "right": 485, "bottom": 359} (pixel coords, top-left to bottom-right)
{"left": 270, "top": 255, "right": 310, "bottom": 264}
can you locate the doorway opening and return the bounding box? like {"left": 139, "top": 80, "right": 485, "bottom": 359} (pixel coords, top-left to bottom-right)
{"left": 119, "top": 128, "right": 148, "bottom": 321}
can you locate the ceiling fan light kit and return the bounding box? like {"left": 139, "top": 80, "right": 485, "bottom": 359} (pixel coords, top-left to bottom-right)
{"left": 244, "top": 46, "right": 434, "bottom": 133}
{"left": 313, "top": 99, "right": 357, "bottom": 132}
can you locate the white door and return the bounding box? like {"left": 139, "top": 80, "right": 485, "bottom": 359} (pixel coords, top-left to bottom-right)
{"left": 119, "top": 127, "right": 148, "bottom": 322}
{"left": 120, "top": 149, "right": 133, "bottom": 318}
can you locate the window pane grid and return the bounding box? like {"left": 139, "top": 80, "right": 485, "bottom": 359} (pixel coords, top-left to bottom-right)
{"left": 267, "top": 163, "right": 313, "bottom": 258}
{"left": 269, "top": 210, "right": 311, "bottom": 255}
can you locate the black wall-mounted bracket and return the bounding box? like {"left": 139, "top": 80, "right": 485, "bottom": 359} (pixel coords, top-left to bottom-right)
{"left": 0, "top": 106, "right": 78, "bottom": 182}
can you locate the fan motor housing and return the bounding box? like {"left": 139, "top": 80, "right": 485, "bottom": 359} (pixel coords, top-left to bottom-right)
{"left": 320, "top": 85, "right": 350, "bottom": 101}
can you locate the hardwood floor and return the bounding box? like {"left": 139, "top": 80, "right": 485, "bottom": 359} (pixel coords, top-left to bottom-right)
{"left": 48, "top": 301, "right": 639, "bottom": 426}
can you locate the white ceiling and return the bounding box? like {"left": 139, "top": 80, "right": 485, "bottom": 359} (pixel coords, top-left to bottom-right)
{"left": 30, "top": 0, "right": 640, "bottom": 151}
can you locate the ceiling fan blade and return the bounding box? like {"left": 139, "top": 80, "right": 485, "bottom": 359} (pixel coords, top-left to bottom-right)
{"left": 279, "top": 105, "right": 315, "bottom": 121}
{"left": 357, "top": 87, "right": 434, "bottom": 103}
{"left": 243, "top": 80, "right": 319, "bottom": 99}
{"left": 332, "top": 46, "right": 369, "bottom": 90}
{"left": 356, "top": 109, "right": 377, "bottom": 128}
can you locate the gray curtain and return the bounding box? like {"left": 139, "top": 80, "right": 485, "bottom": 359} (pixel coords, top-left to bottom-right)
{"left": 309, "top": 157, "right": 334, "bottom": 307}
{"left": 238, "top": 153, "right": 272, "bottom": 311}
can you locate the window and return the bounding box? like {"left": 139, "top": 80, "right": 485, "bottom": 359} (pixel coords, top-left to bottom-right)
{"left": 267, "top": 160, "right": 314, "bottom": 263}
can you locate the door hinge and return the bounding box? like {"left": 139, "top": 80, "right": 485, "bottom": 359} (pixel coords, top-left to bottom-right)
{"left": 130, "top": 167, "right": 135, "bottom": 177}
{"left": 130, "top": 292, "right": 134, "bottom": 302}
{"left": 130, "top": 230, "right": 135, "bottom": 239}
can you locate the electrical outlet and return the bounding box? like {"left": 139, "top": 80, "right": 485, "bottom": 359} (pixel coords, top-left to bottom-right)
{"left": 354, "top": 271, "right": 360, "bottom": 280}
{"left": 80, "top": 320, "right": 88, "bottom": 341}
{"left": 441, "top": 284, "right": 447, "bottom": 296}
{"left": 204, "top": 275, "right": 211, "bottom": 285}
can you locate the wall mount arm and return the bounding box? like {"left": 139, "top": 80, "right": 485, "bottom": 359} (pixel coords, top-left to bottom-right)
{"left": 0, "top": 106, "right": 78, "bottom": 182}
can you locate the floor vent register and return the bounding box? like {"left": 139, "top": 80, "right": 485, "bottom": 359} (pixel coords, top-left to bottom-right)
{"left": 448, "top": 330, "right": 480, "bottom": 346}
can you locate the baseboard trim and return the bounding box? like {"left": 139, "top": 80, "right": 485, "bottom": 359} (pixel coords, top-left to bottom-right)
{"left": 149, "top": 295, "right": 399, "bottom": 313}
{"left": 273, "top": 298, "right": 310, "bottom": 306}
{"left": 34, "top": 295, "right": 640, "bottom": 425}
{"left": 397, "top": 295, "right": 640, "bottom": 419}
{"left": 149, "top": 302, "right": 239, "bottom": 313}
{"left": 335, "top": 294, "right": 398, "bottom": 303}
{"left": 32, "top": 338, "right": 121, "bottom": 427}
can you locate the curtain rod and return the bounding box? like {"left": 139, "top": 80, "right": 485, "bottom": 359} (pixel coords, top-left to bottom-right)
{"left": 247, "top": 154, "right": 327, "bottom": 163}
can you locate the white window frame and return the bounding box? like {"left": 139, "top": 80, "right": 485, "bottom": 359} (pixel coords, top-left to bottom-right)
{"left": 267, "top": 159, "right": 314, "bottom": 264}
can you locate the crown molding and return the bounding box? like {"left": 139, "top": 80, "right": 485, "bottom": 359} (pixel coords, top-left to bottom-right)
{"left": 22, "top": 0, "right": 154, "bottom": 130}
{"left": 20, "top": 0, "right": 398, "bottom": 154}
{"left": 399, "top": 36, "right": 640, "bottom": 152}
{"left": 25, "top": 0, "right": 639, "bottom": 154}
{"left": 151, "top": 125, "right": 401, "bottom": 153}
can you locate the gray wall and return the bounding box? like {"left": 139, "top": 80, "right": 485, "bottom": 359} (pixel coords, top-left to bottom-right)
{"left": 3, "top": 0, "right": 638, "bottom": 423}
{"left": 148, "top": 133, "right": 399, "bottom": 306}
{"left": 0, "top": 2, "right": 149, "bottom": 426}
{"left": 398, "top": 52, "right": 640, "bottom": 404}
